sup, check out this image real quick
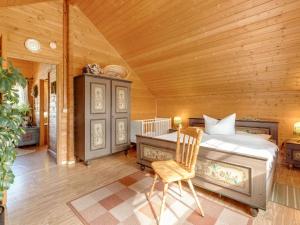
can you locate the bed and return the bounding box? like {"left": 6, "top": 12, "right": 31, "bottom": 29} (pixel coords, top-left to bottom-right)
{"left": 136, "top": 118, "right": 279, "bottom": 216}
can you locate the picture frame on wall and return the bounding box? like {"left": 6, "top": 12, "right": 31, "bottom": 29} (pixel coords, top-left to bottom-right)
{"left": 50, "top": 81, "right": 56, "bottom": 94}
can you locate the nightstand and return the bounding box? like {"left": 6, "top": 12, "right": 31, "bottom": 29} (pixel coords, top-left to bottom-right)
{"left": 285, "top": 138, "right": 300, "bottom": 168}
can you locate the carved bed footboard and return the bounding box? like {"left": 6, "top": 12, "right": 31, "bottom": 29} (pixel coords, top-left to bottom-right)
{"left": 136, "top": 135, "right": 276, "bottom": 216}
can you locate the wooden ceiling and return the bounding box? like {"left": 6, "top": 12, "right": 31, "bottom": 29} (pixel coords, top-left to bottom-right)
{"left": 71, "top": 0, "right": 300, "bottom": 98}
{"left": 0, "top": 0, "right": 53, "bottom": 7}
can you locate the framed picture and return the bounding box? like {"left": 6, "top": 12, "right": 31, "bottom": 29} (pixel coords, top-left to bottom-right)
{"left": 50, "top": 81, "right": 56, "bottom": 94}
{"left": 91, "top": 83, "right": 106, "bottom": 113}
{"left": 91, "top": 120, "right": 106, "bottom": 150}
{"left": 116, "top": 86, "right": 128, "bottom": 113}
{"left": 115, "top": 118, "right": 128, "bottom": 145}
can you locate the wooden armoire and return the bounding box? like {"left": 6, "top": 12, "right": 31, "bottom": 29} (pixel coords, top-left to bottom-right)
{"left": 74, "top": 74, "right": 131, "bottom": 165}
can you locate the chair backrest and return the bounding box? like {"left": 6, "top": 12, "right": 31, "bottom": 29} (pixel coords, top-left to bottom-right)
{"left": 175, "top": 127, "right": 203, "bottom": 172}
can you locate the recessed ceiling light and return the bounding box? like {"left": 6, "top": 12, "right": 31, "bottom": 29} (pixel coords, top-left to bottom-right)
{"left": 24, "top": 38, "right": 41, "bottom": 53}
{"left": 49, "top": 41, "right": 57, "bottom": 49}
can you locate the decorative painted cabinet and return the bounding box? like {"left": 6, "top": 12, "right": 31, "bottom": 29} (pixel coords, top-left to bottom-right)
{"left": 74, "top": 74, "right": 131, "bottom": 165}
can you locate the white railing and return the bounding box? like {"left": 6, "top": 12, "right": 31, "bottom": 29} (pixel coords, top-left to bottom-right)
{"left": 131, "top": 117, "right": 171, "bottom": 143}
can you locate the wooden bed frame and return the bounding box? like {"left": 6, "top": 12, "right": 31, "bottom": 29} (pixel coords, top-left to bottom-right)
{"left": 136, "top": 118, "right": 279, "bottom": 216}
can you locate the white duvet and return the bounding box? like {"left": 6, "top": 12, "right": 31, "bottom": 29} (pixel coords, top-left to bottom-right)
{"left": 157, "top": 132, "right": 278, "bottom": 173}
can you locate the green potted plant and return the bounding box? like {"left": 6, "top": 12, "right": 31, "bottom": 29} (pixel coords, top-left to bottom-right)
{"left": 0, "top": 57, "right": 27, "bottom": 206}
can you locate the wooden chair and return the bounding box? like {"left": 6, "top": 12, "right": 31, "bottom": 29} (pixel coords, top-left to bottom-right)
{"left": 147, "top": 127, "right": 204, "bottom": 225}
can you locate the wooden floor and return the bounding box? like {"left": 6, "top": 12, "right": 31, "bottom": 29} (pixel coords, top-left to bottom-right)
{"left": 6, "top": 148, "right": 300, "bottom": 225}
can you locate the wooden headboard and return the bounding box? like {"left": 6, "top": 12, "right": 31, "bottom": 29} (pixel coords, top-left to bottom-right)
{"left": 189, "top": 118, "right": 279, "bottom": 144}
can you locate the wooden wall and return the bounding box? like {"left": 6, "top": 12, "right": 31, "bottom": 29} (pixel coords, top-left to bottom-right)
{"left": 73, "top": 0, "right": 300, "bottom": 145}
{"left": 157, "top": 92, "right": 300, "bottom": 144}
{"left": 0, "top": 0, "right": 156, "bottom": 163}
{"left": 67, "top": 4, "right": 156, "bottom": 159}
{"left": 9, "top": 58, "right": 35, "bottom": 79}
{"left": 0, "top": 1, "right": 67, "bottom": 162}
{"left": 2, "top": 0, "right": 299, "bottom": 154}
{"left": 68, "top": 5, "right": 156, "bottom": 121}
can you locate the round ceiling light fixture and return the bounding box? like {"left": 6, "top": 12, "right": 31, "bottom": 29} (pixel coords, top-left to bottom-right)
{"left": 24, "top": 38, "right": 41, "bottom": 53}
{"left": 49, "top": 41, "right": 57, "bottom": 49}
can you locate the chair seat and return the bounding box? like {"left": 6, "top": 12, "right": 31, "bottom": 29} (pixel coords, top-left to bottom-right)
{"left": 151, "top": 160, "right": 195, "bottom": 183}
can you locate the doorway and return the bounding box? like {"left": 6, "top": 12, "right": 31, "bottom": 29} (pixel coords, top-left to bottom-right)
{"left": 9, "top": 58, "right": 58, "bottom": 160}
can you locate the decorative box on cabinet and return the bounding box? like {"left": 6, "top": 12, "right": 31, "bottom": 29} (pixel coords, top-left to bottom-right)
{"left": 74, "top": 74, "right": 131, "bottom": 165}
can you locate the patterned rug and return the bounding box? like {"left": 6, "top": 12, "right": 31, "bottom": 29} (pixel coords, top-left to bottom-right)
{"left": 271, "top": 182, "right": 300, "bottom": 210}
{"left": 68, "top": 171, "right": 252, "bottom": 225}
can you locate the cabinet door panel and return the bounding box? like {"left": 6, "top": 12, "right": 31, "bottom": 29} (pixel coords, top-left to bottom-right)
{"left": 90, "top": 83, "right": 106, "bottom": 114}
{"left": 85, "top": 76, "right": 111, "bottom": 159}
{"left": 112, "top": 80, "right": 131, "bottom": 153}
{"left": 90, "top": 119, "right": 106, "bottom": 150}
{"left": 115, "top": 118, "right": 128, "bottom": 145}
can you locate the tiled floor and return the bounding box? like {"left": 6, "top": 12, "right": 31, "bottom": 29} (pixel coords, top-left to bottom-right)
{"left": 69, "top": 171, "right": 252, "bottom": 225}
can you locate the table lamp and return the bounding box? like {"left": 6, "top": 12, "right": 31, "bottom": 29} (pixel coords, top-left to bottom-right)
{"left": 174, "top": 116, "right": 182, "bottom": 129}
{"left": 294, "top": 122, "right": 300, "bottom": 136}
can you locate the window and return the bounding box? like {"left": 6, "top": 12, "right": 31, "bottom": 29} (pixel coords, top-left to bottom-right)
{"left": 15, "top": 83, "right": 29, "bottom": 106}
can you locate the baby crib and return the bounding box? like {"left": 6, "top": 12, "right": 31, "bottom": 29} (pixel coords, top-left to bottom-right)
{"left": 131, "top": 117, "right": 172, "bottom": 143}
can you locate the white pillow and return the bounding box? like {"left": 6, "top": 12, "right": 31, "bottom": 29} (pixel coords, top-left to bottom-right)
{"left": 203, "top": 114, "right": 236, "bottom": 135}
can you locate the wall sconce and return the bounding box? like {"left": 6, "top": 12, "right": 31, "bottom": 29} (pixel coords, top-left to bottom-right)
{"left": 173, "top": 116, "right": 182, "bottom": 129}
{"left": 49, "top": 41, "right": 57, "bottom": 49}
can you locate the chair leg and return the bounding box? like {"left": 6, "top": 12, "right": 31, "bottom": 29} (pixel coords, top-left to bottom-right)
{"left": 178, "top": 180, "right": 183, "bottom": 197}
{"left": 187, "top": 179, "right": 204, "bottom": 217}
{"left": 148, "top": 174, "right": 158, "bottom": 199}
{"left": 159, "top": 182, "right": 169, "bottom": 225}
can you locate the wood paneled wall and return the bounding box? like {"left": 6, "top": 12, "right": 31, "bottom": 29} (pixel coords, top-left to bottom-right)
{"left": 9, "top": 58, "right": 35, "bottom": 79}
{"left": 0, "top": 1, "right": 67, "bottom": 162}
{"left": 157, "top": 92, "right": 300, "bottom": 144}
{"left": 2, "top": 0, "right": 299, "bottom": 155}
{"left": 67, "top": 5, "right": 156, "bottom": 159}
{"left": 0, "top": 2, "right": 63, "bottom": 64}
{"left": 73, "top": 0, "right": 300, "bottom": 145}
{"left": 0, "top": 1, "right": 156, "bottom": 162}
{"left": 68, "top": 5, "right": 156, "bottom": 121}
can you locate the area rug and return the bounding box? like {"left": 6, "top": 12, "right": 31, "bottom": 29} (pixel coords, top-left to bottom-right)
{"left": 16, "top": 148, "right": 35, "bottom": 157}
{"left": 271, "top": 182, "right": 300, "bottom": 210}
{"left": 68, "top": 171, "right": 252, "bottom": 225}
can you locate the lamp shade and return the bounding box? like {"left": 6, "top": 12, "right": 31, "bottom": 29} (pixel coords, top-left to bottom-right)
{"left": 174, "top": 116, "right": 182, "bottom": 126}
{"left": 294, "top": 122, "right": 300, "bottom": 135}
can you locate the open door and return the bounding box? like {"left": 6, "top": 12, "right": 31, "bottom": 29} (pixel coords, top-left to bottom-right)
{"left": 48, "top": 65, "right": 57, "bottom": 157}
